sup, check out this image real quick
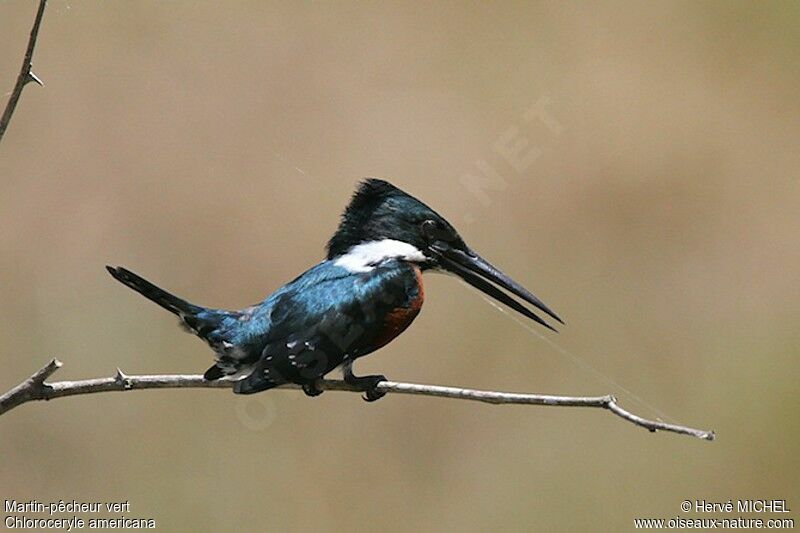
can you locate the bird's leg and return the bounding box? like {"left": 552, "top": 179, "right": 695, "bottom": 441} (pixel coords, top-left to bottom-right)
{"left": 342, "top": 360, "right": 387, "bottom": 402}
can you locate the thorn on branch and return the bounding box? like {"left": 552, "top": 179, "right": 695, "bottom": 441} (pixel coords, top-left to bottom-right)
{"left": 115, "top": 368, "right": 132, "bottom": 390}
{"left": 27, "top": 70, "right": 44, "bottom": 87}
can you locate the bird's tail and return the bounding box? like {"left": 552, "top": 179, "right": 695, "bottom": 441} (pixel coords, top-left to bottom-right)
{"left": 106, "top": 266, "right": 204, "bottom": 318}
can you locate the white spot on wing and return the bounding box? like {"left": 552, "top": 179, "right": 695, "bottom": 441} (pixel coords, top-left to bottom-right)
{"left": 334, "top": 239, "right": 426, "bottom": 272}
{"left": 221, "top": 366, "right": 255, "bottom": 381}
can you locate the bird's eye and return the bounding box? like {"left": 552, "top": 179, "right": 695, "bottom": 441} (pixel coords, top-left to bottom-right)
{"left": 421, "top": 219, "right": 452, "bottom": 242}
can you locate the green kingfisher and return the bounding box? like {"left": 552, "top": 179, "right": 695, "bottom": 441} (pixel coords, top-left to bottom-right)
{"left": 107, "top": 179, "right": 562, "bottom": 400}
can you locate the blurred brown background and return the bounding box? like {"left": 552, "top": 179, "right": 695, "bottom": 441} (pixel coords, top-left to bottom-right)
{"left": 1, "top": 1, "right": 798, "bottom": 531}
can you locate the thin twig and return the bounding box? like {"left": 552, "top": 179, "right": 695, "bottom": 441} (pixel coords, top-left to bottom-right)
{"left": 0, "top": 359, "right": 714, "bottom": 440}
{"left": 0, "top": 0, "right": 47, "bottom": 143}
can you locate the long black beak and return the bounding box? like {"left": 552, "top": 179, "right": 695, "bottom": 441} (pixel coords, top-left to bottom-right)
{"left": 435, "top": 246, "right": 563, "bottom": 332}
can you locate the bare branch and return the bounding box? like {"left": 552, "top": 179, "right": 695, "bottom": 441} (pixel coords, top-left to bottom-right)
{"left": 0, "top": 0, "right": 48, "bottom": 143}
{"left": 0, "top": 359, "right": 714, "bottom": 441}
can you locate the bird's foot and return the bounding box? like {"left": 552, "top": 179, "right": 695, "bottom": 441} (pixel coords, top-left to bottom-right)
{"left": 301, "top": 380, "right": 324, "bottom": 398}
{"left": 345, "top": 374, "right": 388, "bottom": 402}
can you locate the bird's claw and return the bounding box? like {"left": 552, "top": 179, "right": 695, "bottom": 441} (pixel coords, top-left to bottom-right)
{"left": 342, "top": 362, "right": 388, "bottom": 402}
{"left": 362, "top": 389, "right": 385, "bottom": 402}
{"left": 359, "top": 375, "right": 387, "bottom": 402}
{"left": 302, "top": 381, "right": 324, "bottom": 397}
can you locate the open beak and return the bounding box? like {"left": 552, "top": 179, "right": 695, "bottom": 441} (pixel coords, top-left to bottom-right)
{"left": 434, "top": 246, "right": 563, "bottom": 332}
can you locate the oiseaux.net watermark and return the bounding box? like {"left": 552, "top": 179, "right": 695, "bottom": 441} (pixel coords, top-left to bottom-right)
{"left": 634, "top": 499, "right": 794, "bottom": 529}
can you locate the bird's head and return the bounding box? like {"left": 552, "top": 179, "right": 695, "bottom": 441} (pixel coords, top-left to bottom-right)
{"left": 327, "top": 179, "right": 563, "bottom": 331}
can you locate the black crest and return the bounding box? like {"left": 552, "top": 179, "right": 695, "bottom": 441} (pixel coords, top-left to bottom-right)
{"left": 326, "top": 179, "right": 403, "bottom": 258}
